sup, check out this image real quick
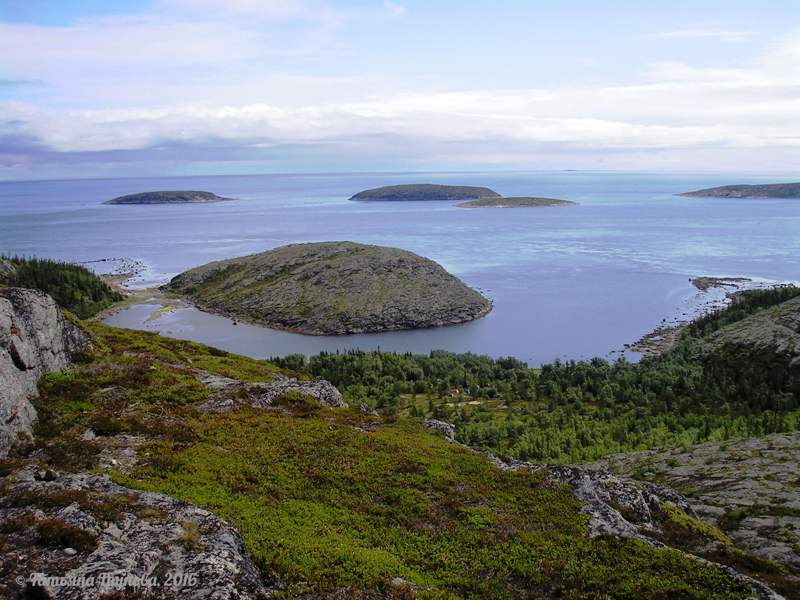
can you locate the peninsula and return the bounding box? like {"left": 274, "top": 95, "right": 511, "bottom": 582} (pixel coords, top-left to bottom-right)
{"left": 349, "top": 183, "right": 500, "bottom": 202}
{"left": 457, "top": 196, "right": 577, "bottom": 208}
{"left": 679, "top": 182, "right": 800, "bottom": 199}
{"left": 166, "top": 241, "right": 492, "bottom": 334}
{"left": 103, "top": 190, "right": 235, "bottom": 205}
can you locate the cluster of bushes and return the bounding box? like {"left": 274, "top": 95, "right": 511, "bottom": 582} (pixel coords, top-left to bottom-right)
{"left": 272, "top": 287, "right": 800, "bottom": 463}
{"left": 1, "top": 255, "right": 123, "bottom": 318}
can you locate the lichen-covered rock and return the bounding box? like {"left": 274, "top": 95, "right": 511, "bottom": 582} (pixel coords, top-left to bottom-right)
{"left": 196, "top": 371, "right": 346, "bottom": 411}
{"left": 0, "top": 467, "right": 271, "bottom": 599}
{"left": 423, "top": 419, "right": 455, "bottom": 441}
{"left": 0, "top": 258, "right": 16, "bottom": 283}
{"left": 0, "top": 288, "right": 89, "bottom": 457}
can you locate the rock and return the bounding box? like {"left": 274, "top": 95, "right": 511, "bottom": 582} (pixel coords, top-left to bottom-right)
{"left": 0, "top": 259, "right": 16, "bottom": 283}
{"left": 196, "top": 371, "right": 346, "bottom": 411}
{"left": 429, "top": 420, "right": 785, "bottom": 599}
{"left": 167, "top": 242, "right": 492, "bottom": 335}
{"left": 0, "top": 288, "right": 89, "bottom": 457}
{"left": 0, "top": 466, "right": 271, "bottom": 599}
{"left": 423, "top": 419, "right": 455, "bottom": 441}
{"left": 587, "top": 432, "right": 800, "bottom": 575}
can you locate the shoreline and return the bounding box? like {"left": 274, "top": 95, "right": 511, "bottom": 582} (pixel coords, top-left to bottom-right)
{"left": 626, "top": 276, "right": 795, "bottom": 358}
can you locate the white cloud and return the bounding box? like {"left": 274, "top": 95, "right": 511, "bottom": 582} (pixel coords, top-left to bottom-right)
{"left": 649, "top": 28, "right": 755, "bottom": 42}
{"left": 0, "top": 12, "right": 798, "bottom": 173}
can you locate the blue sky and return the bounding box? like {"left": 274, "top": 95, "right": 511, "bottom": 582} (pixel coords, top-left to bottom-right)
{"left": 1, "top": 0, "right": 799, "bottom": 179}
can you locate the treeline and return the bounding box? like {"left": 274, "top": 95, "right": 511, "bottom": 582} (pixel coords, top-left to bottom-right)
{"left": 1, "top": 255, "right": 123, "bottom": 319}
{"left": 272, "top": 287, "right": 800, "bottom": 463}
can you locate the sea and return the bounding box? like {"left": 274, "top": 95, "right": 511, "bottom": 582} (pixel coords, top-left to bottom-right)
{"left": 2, "top": 171, "right": 799, "bottom": 365}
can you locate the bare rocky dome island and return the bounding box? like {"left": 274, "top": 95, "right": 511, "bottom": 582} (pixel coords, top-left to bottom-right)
{"left": 680, "top": 182, "right": 800, "bottom": 198}
{"left": 349, "top": 183, "right": 501, "bottom": 202}
{"left": 103, "top": 190, "right": 235, "bottom": 205}
{"left": 167, "top": 241, "right": 492, "bottom": 335}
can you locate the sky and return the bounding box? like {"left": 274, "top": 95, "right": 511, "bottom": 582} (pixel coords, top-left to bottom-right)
{"left": 0, "top": 0, "right": 799, "bottom": 180}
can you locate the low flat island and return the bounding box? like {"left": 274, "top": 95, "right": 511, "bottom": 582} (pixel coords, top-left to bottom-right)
{"left": 457, "top": 196, "right": 577, "bottom": 208}
{"left": 679, "top": 183, "right": 800, "bottom": 199}
{"left": 103, "top": 190, "right": 235, "bottom": 205}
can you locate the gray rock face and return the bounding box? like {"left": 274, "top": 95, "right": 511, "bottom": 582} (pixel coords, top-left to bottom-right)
{"left": 196, "top": 371, "right": 346, "bottom": 411}
{"left": 1, "top": 467, "right": 270, "bottom": 599}
{"left": 588, "top": 432, "right": 800, "bottom": 575}
{"left": 423, "top": 419, "right": 455, "bottom": 441}
{"left": 0, "top": 258, "right": 16, "bottom": 283}
{"left": 0, "top": 288, "right": 89, "bottom": 457}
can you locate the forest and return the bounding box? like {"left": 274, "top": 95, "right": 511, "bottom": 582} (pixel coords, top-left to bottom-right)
{"left": 273, "top": 287, "right": 800, "bottom": 463}
{"left": 1, "top": 255, "right": 123, "bottom": 319}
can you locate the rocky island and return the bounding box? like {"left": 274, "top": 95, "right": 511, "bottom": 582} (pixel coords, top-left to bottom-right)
{"left": 103, "top": 190, "right": 235, "bottom": 205}
{"left": 457, "top": 196, "right": 577, "bottom": 208}
{"left": 349, "top": 183, "right": 501, "bottom": 202}
{"left": 680, "top": 182, "right": 800, "bottom": 198}
{"left": 166, "top": 241, "right": 492, "bottom": 334}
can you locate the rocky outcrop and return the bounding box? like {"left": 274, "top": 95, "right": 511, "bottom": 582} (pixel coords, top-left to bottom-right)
{"left": 422, "top": 420, "right": 785, "bottom": 600}
{"left": 196, "top": 371, "right": 346, "bottom": 411}
{"left": 0, "top": 288, "right": 89, "bottom": 457}
{"left": 0, "top": 259, "right": 16, "bottom": 283}
{"left": 0, "top": 466, "right": 270, "bottom": 599}
{"left": 167, "top": 242, "right": 492, "bottom": 335}
{"left": 588, "top": 432, "right": 800, "bottom": 575}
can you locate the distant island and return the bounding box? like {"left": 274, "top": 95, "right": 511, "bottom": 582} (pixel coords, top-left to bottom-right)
{"left": 679, "top": 183, "right": 800, "bottom": 199}
{"left": 349, "top": 184, "right": 501, "bottom": 202}
{"left": 166, "top": 241, "right": 492, "bottom": 335}
{"left": 103, "top": 190, "right": 235, "bottom": 205}
{"left": 457, "top": 196, "right": 577, "bottom": 209}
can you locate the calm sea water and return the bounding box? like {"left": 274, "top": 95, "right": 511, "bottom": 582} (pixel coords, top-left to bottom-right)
{"left": 2, "top": 171, "right": 799, "bottom": 364}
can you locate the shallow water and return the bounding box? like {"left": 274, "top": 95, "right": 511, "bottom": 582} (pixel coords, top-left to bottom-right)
{"left": 2, "top": 171, "right": 799, "bottom": 364}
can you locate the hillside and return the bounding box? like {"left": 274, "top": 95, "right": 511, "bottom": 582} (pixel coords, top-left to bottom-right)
{"left": 349, "top": 183, "right": 501, "bottom": 202}
{"left": 103, "top": 190, "right": 234, "bottom": 205}
{"left": 457, "top": 196, "right": 577, "bottom": 208}
{"left": 680, "top": 183, "right": 800, "bottom": 198}
{"left": 0, "top": 255, "right": 123, "bottom": 318}
{"left": 0, "top": 306, "right": 784, "bottom": 598}
{"left": 166, "top": 241, "right": 492, "bottom": 334}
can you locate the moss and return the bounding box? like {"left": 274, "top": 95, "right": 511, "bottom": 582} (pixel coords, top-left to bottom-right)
{"left": 660, "top": 502, "right": 730, "bottom": 545}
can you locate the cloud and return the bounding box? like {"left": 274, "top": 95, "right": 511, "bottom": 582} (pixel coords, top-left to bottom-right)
{"left": 0, "top": 12, "right": 798, "bottom": 176}
{"left": 649, "top": 28, "right": 756, "bottom": 42}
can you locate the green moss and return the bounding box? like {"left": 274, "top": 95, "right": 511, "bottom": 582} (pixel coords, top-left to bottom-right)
{"left": 660, "top": 502, "right": 730, "bottom": 545}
